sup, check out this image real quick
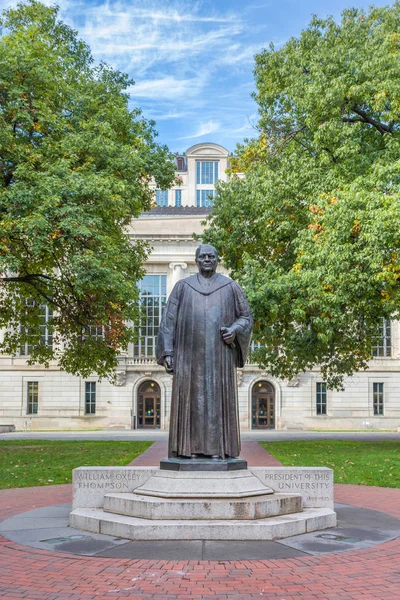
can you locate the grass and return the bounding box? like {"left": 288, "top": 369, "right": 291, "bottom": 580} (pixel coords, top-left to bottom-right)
{"left": 311, "top": 429, "right": 397, "bottom": 432}
{"left": 0, "top": 440, "right": 152, "bottom": 489}
{"left": 261, "top": 441, "right": 400, "bottom": 488}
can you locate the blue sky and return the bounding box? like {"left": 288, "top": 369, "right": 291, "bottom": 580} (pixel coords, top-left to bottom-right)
{"left": 0, "top": 0, "right": 392, "bottom": 152}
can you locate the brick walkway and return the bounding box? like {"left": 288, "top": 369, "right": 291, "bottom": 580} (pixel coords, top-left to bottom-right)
{"left": 0, "top": 444, "right": 399, "bottom": 600}
{"left": 128, "top": 441, "right": 283, "bottom": 467}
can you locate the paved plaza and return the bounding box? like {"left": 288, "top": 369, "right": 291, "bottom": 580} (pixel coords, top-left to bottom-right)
{"left": 0, "top": 442, "right": 399, "bottom": 599}
{"left": 1, "top": 430, "right": 399, "bottom": 442}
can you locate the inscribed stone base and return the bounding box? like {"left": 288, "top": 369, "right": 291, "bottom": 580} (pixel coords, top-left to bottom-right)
{"left": 72, "top": 466, "right": 334, "bottom": 510}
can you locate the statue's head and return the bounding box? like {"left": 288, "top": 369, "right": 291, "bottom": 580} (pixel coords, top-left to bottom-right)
{"left": 195, "top": 244, "right": 219, "bottom": 277}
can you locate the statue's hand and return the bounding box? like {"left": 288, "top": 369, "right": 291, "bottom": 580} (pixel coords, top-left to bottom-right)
{"left": 164, "top": 355, "right": 174, "bottom": 374}
{"left": 221, "top": 326, "right": 237, "bottom": 345}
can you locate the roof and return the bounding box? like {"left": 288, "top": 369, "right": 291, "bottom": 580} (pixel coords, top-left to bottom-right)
{"left": 141, "top": 206, "right": 213, "bottom": 216}
{"left": 186, "top": 142, "right": 229, "bottom": 156}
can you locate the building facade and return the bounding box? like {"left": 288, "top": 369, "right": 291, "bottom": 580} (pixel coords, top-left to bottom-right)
{"left": 0, "top": 143, "right": 399, "bottom": 431}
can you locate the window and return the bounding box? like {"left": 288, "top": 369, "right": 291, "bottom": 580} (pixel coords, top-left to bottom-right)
{"left": 175, "top": 189, "right": 182, "bottom": 207}
{"left": 373, "top": 382, "right": 384, "bottom": 415}
{"left": 196, "top": 189, "right": 216, "bottom": 207}
{"left": 134, "top": 275, "right": 167, "bottom": 358}
{"left": 250, "top": 340, "right": 263, "bottom": 351}
{"left": 20, "top": 302, "right": 53, "bottom": 356}
{"left": 316, "top": 382, "right": 327, "bottom": 415}
{"left": 176, "top": 156, "right": 185, "bottom": 171}
{"left": 155, "top": 190, "right": 168, "bottom": 206}
{"left": 196, "top": 161, "right": 219, "bottom": 184}
{"left": 85, "top": 382, "right": 96, "bottom": 414}
{"left": 372, "top": 319, "right": 391, "bottom": 357}
{"left": 84, "top": 325, "right": 105, "bottom": 339}
{"left": 27, "top": 381, "right": 38, "bottom": 414}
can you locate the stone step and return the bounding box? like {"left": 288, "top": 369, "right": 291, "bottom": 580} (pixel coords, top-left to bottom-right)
{"left": 69, "top": 507, "right": 337, "bottom": 541}
{"left": 132, "top": 469, "right": 274, "bottom": 498}
{"left": 103, "top": 492, "right": 303, "bottom": 521}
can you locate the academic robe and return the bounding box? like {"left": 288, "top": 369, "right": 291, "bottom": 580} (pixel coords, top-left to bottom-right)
{"left": 156, "top": 273, "right": 253, "bottom": 458}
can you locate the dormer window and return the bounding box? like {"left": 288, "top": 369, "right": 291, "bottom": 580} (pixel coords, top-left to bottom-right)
{"left": 176, "top": 156, "right": 185, "bottom": 171}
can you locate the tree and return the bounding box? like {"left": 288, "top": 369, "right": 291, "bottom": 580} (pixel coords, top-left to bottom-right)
{"left": 204, "top": 3, "right": 400, "bottom": 388}
{"left": 0, "top": 1, "right": 175, "bottom": 379}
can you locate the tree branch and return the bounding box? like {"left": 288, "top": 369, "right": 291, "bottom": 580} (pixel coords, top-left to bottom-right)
{"left": 274, "top": 125, "right": 307, "bottom": 153}
{"left": 1, "top": 273, "right": 54, "bottom": 283}
{"left": 322, "top": 147, "right": 338, "bottom": 163}
{"left": 343, "top": 106, "right": 393, "bottom": 135}
{"left": 3, "top": 171, "right": 13, "bottom": 187}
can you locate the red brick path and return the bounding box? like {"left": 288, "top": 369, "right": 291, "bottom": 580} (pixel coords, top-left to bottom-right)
{"left": 0, "top": 444, "right": 399, "bottom": 600}
{"left": 128, "top": 441, "right": 283, "bottom": 467}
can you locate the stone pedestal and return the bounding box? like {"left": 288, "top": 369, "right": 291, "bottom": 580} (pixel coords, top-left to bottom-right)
{"left": 136, "top": 470, "right": 271, "bottom": 498}
{"left": 160, "top": 457, "right": 247, "bottom": 471}
{"left": 70, "top": 466, "right": 337, "bottom": 541}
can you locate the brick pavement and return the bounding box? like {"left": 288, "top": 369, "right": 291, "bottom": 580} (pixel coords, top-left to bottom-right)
{"left": 0, "top": 443, "right": 399, "bottom": 600}
{"left": 128, "top": 442, "right": 283, "bottom": 467}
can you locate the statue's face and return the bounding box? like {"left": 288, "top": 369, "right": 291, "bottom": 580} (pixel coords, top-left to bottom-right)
{"left": 196, "top": 246, "right": 218, "bottom": 276}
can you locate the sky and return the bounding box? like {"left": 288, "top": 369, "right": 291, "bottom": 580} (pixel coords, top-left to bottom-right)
{"left": 0, "top": 0, "right": 393, "bottom": 153}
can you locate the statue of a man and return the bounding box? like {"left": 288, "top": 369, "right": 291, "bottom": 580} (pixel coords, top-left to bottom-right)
{"left": 157, "top": 244, "right": 253, "bottom": 459}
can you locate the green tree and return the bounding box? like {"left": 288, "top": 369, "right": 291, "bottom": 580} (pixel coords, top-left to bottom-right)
{"left": 0, "top": 1, "right": 175, "bottom": 379}
{"left": 204, "top": 3, "right": 400, "bottom": 388}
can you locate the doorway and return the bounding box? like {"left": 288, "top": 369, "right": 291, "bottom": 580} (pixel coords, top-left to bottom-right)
{"left": 251, "top": 381, "right": 275, "bottom": 429}
{"left": 137, "top": 380, "right": 161, "bottom": 428}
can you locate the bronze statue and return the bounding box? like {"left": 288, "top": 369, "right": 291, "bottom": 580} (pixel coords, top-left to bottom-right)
{"left": 157, "top": 244, "right": 253, "bottom": 460}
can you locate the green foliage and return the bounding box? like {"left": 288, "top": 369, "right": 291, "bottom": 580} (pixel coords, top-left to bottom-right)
{"left": 0, "top": 440, "right": 152, "bottom": 488}
{"left": 0, "top": 1, "right": 175, "bottom": 378}
{"left": 204, "top": 3, "right": 400, "bottom": 388}
{"left": 262, "top": 441, "right": 400, "bottom": 488}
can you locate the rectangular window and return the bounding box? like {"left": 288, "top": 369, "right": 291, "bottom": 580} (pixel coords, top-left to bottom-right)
{"left": 85, "top": 325, "right": 105, "bottom": 339}
{"left": 196, "top": 161, "right": 219, "bottom": 184}
{"left": 134, "top": 275, "right": 167, "bottom": 358}
{"left": 155, "top": 190, "right": 168, "bottom": 206}
{"left": 85, "top": 381, "right": 96, "bottom": 414}
{"left": 316, "top": 382, "right": 327, "bottom": 415}
{"left": 372, "top": 319, "right": 391, "bottom": 357}
{"left": 27, "top": 381, "right": 38, "bottom": 414}
{"left": 20, "top": 302, "right": 53, "bottom": 356}
{"left": 373, "top": 382, "right": 384, "bottom": 415}
{"left": 176, "top": 156, "right": 185, "bottom": 171}
{"left": 175, "top": 189, "right": 182, "bottom": 207}
{"left": 196, "top": 189, "right": 216, "bottom": 207}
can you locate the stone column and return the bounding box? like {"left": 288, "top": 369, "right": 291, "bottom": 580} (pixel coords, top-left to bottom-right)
{"left": 168, "top": 262, "right": 188, "bottom": 293}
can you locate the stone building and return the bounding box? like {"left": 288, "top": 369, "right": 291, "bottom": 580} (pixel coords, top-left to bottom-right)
{"left": 0, "top": 143, "right": 399, "bottom": 431}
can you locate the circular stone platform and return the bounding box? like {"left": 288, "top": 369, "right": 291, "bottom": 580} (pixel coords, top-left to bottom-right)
{"left": 1, "top": 502, "right": 399, "bottom": 560}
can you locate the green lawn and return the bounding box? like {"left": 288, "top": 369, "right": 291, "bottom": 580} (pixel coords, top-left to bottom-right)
{"left": 261, "top": 441, "right": 400, "bottom": 488}
{"left": 0, "top": 440, "right": 152, "bottom": 489}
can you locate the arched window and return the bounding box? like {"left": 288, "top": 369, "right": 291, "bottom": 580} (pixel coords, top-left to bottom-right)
{"left": 137, "top": 381, "right": 161, "bottom": 429}
{"left": 251, "top": 381, "right": 275, "bottom": 429}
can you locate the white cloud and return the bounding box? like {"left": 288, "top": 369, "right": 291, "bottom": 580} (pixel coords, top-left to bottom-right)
{"left": 101, "top": 8, "right": 238, "bottom": 23}
{"left": 178, "top": 120, "right": 220, "bottom": 140}
{"left": 219, "top": 44, "right": 261, "bottom": 65}
{"left": 150, "top": 111, "right": 189, "bottom": 120}
{"left": 128, "top": 74, "right": 207, "bottom": 100}
{"left": 0, "top": 0, "right": 264, "bottom": 151}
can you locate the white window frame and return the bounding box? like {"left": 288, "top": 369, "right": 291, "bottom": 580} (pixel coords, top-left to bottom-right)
{"left": 369, "top": 377, "right": 389, "bottom": 417}
{"left": 372, "top": 319, "right": 391, "bottom": 358}
{"left": 133, "top": 275, "right": 167, "bottom": 358}
{"left": 84, "top": 381, "right": 97, "bottom": 415}
{"left": 20, "top": 302, "right": 53, "bottom": 356}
